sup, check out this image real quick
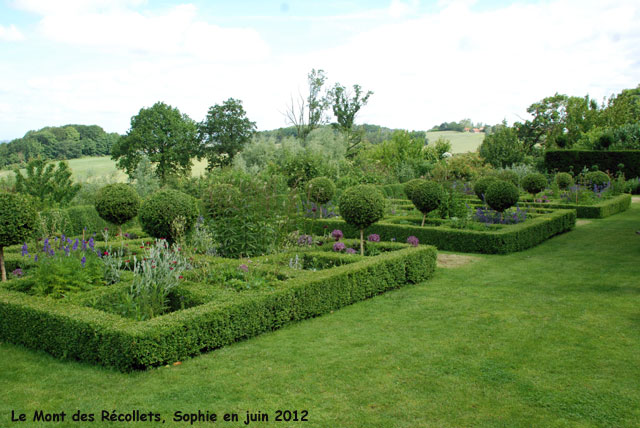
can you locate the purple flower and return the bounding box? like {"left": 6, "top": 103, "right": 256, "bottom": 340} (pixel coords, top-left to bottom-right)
{"left": 72, "top": 239, "right": 79, "bottom": 251}
{"left": 297, "top": 235, "right": 313, "bottom": 246}
{"left": 82, "top": 240, "right": 87, "bottom": 251}
{"left": 11, "top": 268, "right": 23, "bottom": 277}
{"left": 407, "top": 236, "right": 419, "bottom": 247}
{"left": 333, "top": 242, "right": 346, "bottom": 252}
{"left": 88, "top": 237, "right": 95, "bottom": 250}
{"left": 391, "top": 237, "right": 396, "bottom": 242}
{"left": 367, "top": 234, "right": 380, "bottom": 242}
{"left": 331, "top": 229, "right": 343, "bottom": 241}
{"left": 238, "top": 264, "right": 249, "bottom": 272}
{"left": 64, "top": 246, "right": 70, "bottom": 256}
{"left": 21, "top": 242, "right": 28, "bottom": 257}
{"left": 81, "top": 256, "right": 86, "bottom": 267}
{"left": 49, "top": 249, "right": 55, "bottom": 256}
{"left": 346, "top": 248, "right": 357, "bottom": 254}
{"left": 34, "top": 254, "right": 38, "bottom": 262}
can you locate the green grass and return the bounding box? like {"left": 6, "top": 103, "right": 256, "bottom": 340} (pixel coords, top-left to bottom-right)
{"left": 1, "top": 203, "right": 639, "bottom": 427}
{"left": 426, "top": 130, "right": 484, "bottom": 153}
{"left": 0, "top": 156, "right": 209, "bottom": 182}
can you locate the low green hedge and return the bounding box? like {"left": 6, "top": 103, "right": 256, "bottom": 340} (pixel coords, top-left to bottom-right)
{"left": 36, "top": 205, "right": 138, "bottom": 237}
{"left": 309, "top": 209, "right": 576, "bottom": 254}
{"left": 0, "top": 244, "right": 436, "bottom": 371}
{"left": 544, "top": 150, "right": 640, "bottom": 178}
{"left": 380, "top": 184, "right": 406, "bottom": 199}
{"left": 519, "top": 193, "right": 631, "bottom": 218}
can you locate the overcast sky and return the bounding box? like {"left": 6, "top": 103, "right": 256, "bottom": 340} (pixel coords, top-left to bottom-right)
{"left": 0, "top": 0, "right": 639, "bottom": 140}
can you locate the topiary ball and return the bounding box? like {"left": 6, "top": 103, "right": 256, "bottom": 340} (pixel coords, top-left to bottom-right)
{"left": 404, "top": 178, "right": 424, "bottom": 201}
{"left": 497, "top": 170, "right": 519, "bottom": 187}
{"left": 485, "top": 181, "right": 519, "bottom": 212}
{"left": 409, "top": 180, "right": 444, "bottom": 216}
{"left": 473, "top": 176, "right": 500, "bottom": 200}
{"left": 522, "top": 173, "right": 547, "bottom": 196}
{"left": 338, "top": 185, "right": 386, "bottom": 230}
{"left": 139, "top": 189, "right": 199, "bottom": 242}
{"left": 202, "top": 184, "right": 241, "bottom": 219}
{"left": 0, "top": 192, "right": 37, "bottom": 249}
{"left": 555, "top": 172, "right": 574, "bottom": 190}
{"left": 95, "top": 183, "right": 140, "bottom": 226}
{"left": 585, "top": 171, "right": 610, "bottom": 187}
{"left": 306, "top": 177, "right": 335, "bottom": 205}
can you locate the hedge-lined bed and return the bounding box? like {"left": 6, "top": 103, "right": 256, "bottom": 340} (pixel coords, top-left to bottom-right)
{"left": 308, "top": 208, "right": 576, "bottom": 254}
{"left": 0, "top": 242, "right": 436, "bottom": 371}
{"left": 518, "top": 193, "right": 631, "bottom": 218}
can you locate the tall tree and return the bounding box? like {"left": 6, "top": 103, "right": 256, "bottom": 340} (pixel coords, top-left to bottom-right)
{"left": 328, "top": 83, "right": 373, "bottom": 156}
{"left": 14, "top": 159, "right": 81, "bottom": 208}
{"left": 285, "top": 69, "right": 330, "bottom": 141}
{"left": 111, "top": 102, "right": 199, "bottom": 185}
{"left": 199, "top": 98, "right": 256, "bottom": 169}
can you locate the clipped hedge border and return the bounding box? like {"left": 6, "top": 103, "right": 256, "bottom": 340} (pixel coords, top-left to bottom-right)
{"left": 0, "top": 244, "right": 436, "bottom": 371}
{"left": 545, "top": 150, "right": 640, "bottom": 179}
{"left": 308, "top": 209, "right": 576, "bottom": 254}
{"left": 519, "top": 193, "right": 631, "bottom": 219}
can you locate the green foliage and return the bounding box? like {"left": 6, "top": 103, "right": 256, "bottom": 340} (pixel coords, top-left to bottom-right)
{"left": 479, "top": 123, "right": 524, "bottom": 168}
{"left": 199, "top": 98, "right": 256, "bottom": 169}
{"left": 130, "top": 155, "right": 160, "bottom": 198}
{"left": 408, "top": 180, "right": 444, "bottom": 216}
{"left": 523, "top": 193, "right": 631, "bottom": 218}
{"left": 139, "top": 189, "right": 199, "bottom": 242}
{"left": 14, "top": 159, "right": 81, "bottom": 208}
{"left": 485, "top": 181, "right": 519, "bottom": 212}
{"left": 306, "top": 177, "right": 335, "bottom": 205}
{"left": 496, "top": 169, "right": 519, "bottom": 187}
{"left": 545, "top": 150, "right": 640, "bottom": 179}
{"left": 473, "top": 176, "right": 500, "bottom": 200}
{"left": 111, "top": 102, "right": 199, "bottom": 185}
{"left": 338, "top": 185, "right": 386, "bottom": 230}
{"left": 0, "top": 193, "right": 37, "bottom": 249}
{"left": 367, "top": 130, "right": 425, "bottom": 169}
{"left": 522, "top": 173, "right": 548, "bottom": 196}
{"left": 202, "top": 183, "right": 241, "bottom": 219}
{"left": 585, "top": 171, "right": 610, "bottom": 186}
{"left": 328, "top": 83, "right": 373, "bottom": 155}
{"left": 404, "top": 178, "right": 423, "bottom": 200}
{"left": 436, "top": 184, "right": 467, "bottom": 219}
{"left": 555, "top": 172, "right": 574, "bottom": 190}
{"left": 95, "top": 184, "right": 140, "bottom": 227}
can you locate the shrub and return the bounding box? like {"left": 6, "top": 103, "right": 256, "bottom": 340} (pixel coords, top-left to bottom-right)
{"left": 485, "top": 181, "right": 519, "bottom": 213}
{"left": 497, "top": 170, "right": 519, "bottom": 187}
{"left": 139, "top": 189, "right": 199, "bottom": 243}
{"left": 479, "top": 125, "right": 524, "bottom": 168}
{"left": 202, "top": 184, "right": 240, "bottom": 219}
{"left": 95, "top": 184, "right": 140, "bottom": 234}
{"left": 585, "top": 171, "right": 610, "bottom": 186}
{"left": 544, "top": 150, "right": 640, "bottom": 180}
{"left": 306, "top": 177, "right": 335, "bottom": 206}
{"left": 408, "top": 180, "right": 444, "bottom": 226}
{"left": 0, "top": 193, "right": 37, "bottom": 281}
{"left": 473, "top": 176, "right": 500, "bottom": 200}
{"left": 339, "top": 185, "right": 386, "bottom": 255}
{"left": 522, "top": 173, "right": 548, "bottom": 196}
{"left": 555, "top": 172, "right": 574, "bottom": 190}
{"left": 404, "top": 178, "right": 424, "bottom": 200}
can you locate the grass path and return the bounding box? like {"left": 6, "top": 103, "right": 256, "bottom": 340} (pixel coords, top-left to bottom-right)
{"left": 1, "top": 203, "right": 638, "bottom": 427}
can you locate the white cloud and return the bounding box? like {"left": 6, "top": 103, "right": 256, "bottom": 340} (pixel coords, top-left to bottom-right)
{"left": 0, "top": 24, "right": 25, "bottom": 41}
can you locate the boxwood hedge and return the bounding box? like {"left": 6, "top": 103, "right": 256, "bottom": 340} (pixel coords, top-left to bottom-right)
{"left": 519, "top": 193, "right": 631, "bottom": 219}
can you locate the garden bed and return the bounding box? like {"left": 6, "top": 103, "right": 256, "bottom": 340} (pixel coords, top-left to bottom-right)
{"left": 519, "top": 193, "right": 631, "bottom": 218}
{"left": 0, "top": 241, "right": 436, "bottom": 371}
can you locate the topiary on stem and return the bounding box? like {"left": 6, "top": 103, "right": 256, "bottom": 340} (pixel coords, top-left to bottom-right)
{"left": 485, "top": 181, "right": 519, "bottom": 219}
{"left": 338, "top": 185, "right": 386, "bottom": 255}
{"left": 306, "top": 177, "right": 335, "bottom": 218}
{"left": 522, "top": 173, "right": 547, "bottom": 197}
{"left": 473, "top": 176, "right": 500, "bottom": 201}
{"left": 139, "top": 189, "right": 199, "bottom": 243}
{"left": 202, "top": 183, "right": 241, "bottom": 219}
{"left": 408, "top": 180, "right": 444, "bottom": 226}
{"left": 585, "top": 171, "right": 610, "bottom": 187}
{"left": 404, "top": 178, "right": 424, "bottom": 201}
{"left": 555, "top": 172, "right": 574, "bottom": 190}
{"left": 0, "top": 192, "right": 37, "bottom": 282}
{"left": 94, "top": 183, "right": 140, "bottom": 237}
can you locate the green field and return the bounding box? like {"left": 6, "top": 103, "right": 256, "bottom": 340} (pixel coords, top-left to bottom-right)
{"left": 426, "top": 130, "right": 484, "bottom": 153}
{"left": 1, "top": 200, "right": 638, "bottom": 427}
{"left": 0, "top": 156, "right": 209, "bottom": 182}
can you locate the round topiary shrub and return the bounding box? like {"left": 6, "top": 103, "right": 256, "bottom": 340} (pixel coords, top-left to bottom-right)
{"left": 555, "top": 172, "right": 574, "bottom": 190}
{"left": 497, "top": 170, "right": 519, "bottom": 187}
{"left": 202, "top": 184, "right": 240, "bottom": 219}
{"left": 139, "top": 189, "right": 199, "bottom": 243}
{"left": 473, "top": 176, "right": 500, "bottom": 200}
{"left": 485, "top": 181, "right": 519, "bottom": 213}
{"left": 404, "top": 178, "right": 424, "bottom": 201}
{"left": 306, "top": 177, "right": 335, "bottom": 205}
{"left": 339, "top": 185, "right": 386, "bottom": 255}
{"left": 522, "top": 173, "right": 547, "bottom": 196}
{"left": 94, "top": 184, "right": 140, "bottom": 234}
{"left": 585, "top": 171, "right": 610, "bottom": 187}
{"left": 409, "top": 180, "right": 444, "bottom": 226}
{"left": 0, "top": 192, "right": 37, "bottom": 281}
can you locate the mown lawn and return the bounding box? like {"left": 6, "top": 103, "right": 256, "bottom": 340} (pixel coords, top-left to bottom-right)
{"left": 0, "top": 202, "right": 638, "bottom": 427}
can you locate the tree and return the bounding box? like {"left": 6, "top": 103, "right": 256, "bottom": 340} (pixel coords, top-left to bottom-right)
{"left": 328, "top": 83, "right": 373, "bottom": 155}
{"left": 111, "top": 102, "right": 199, "bottom": 185}
{"left": 0, "top": 192, "right": 37, "bottom": 282}
{"left": 285, "top": 69, "right": 330, "bottom": 141}
{"left": 479, "top": 123, "right": 524, "bottom": 168}
{"left": 14, "top": 159, "right": 80, "bottom": 208}
{"left": 515, "top": 93, "right": 568, "bottom": 153}
{"left": 199, "top": 98, "right": 256, "bottom": 169}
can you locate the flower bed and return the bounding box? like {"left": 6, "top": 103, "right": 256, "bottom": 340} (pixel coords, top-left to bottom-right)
{"left": 518, "top": 193, "right": 631, "bottom": 218}
{"left": 0, "top": 239, "right": 436, "bottom": 371}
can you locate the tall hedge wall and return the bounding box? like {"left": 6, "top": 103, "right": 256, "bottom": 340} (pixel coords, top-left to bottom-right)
{"left": 545, "top": 150, "right": 640, "bottom": 178}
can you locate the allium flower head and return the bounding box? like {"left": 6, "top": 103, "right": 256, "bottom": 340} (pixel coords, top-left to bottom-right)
{"left": 238, "top": 264, "right": 249, "bottom": 272}
{"left": 331, "top": 229, "right": 343, "bottom": 241}
{"left": 333, "top": 242, "right": 346, "bottom": 252}
{"left": 11, "top": 268, "right": 23, "bottom": 277}
{"left": 367, "top": 234, "right": 380, "bottom": 242}
{"left": 407, "top": 236, "right": 419, "bottom": 247}
{"left": 346, "top": 248, "right": 357, "bottom": 254}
